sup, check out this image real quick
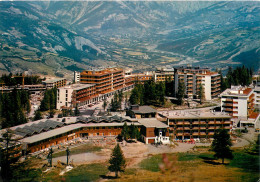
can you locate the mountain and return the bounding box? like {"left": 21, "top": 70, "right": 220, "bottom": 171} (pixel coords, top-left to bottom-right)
{"left": 0, "top": 1, "right": 259, "bottom": 76}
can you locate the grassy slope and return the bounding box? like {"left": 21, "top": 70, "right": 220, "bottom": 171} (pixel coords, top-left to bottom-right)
{"left": 10, "top": 150, "right": 259, "bottom": 182}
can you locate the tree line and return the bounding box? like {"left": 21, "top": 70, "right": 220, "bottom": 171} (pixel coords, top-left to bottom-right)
{"left": 0, "top": 89, "right": 30, "bottom": 128}
{"left": 34, "top": 88, "right": 58, "bottom": 121}
{"left": 0, "top": 73, "right": 42, "bottom": 86}
{"left": 129, "top": 80, "right": 170, "bottom": 106}
{"left": 219, "top": 66, "right": 253, "bottom": 92}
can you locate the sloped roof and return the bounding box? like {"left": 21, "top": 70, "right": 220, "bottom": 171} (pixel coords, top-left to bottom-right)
{"left": 137, "top": 118, "right": 168, "bottom": 128}
{"left": 14, "top": 120, "right": 64, "bottom": 137}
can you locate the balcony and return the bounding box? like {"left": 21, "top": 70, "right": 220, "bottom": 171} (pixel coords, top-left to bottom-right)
{"left": 176, "top": 133, "right": 183, "bottom": 136}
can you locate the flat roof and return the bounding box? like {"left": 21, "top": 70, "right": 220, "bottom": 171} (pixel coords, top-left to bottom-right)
{"left": 132, "top": 106, "right": 157, "bottom": 114}
{"left": 60, "top": 84, "right": 95, "bottom": 91}
{"left": 43, "top": 78, "right": 66, "bottom": 84}
{"left": 220, "top": 86, "right": 253, "bottom": 97}
{"left": 159, "top": 111, "right": 231, "bottom": 119}
{"left": 138, "top": 118, "right": 168, "bottom": 128}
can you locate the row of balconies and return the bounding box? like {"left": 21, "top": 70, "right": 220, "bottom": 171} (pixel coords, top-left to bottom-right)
{"left": 170, "top": 121, "right": 231, "bottom": 125}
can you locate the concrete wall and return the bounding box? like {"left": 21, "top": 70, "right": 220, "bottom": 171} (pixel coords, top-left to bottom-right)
{"left": 204, "top": 75, "right": 211, "bottom": 100}
{"left": 237, "top": 97, "right": 248, "bottom": 117}
{"left": 57, "top": 88, "right": 73, "bottom": 109}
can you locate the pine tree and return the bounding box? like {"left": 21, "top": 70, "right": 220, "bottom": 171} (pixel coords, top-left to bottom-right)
{"left": 121, "top": 122, "right": 129, "bottom": 141}
{"left": 34, "top": 110, "right": 43, "bottom": 121}
{"left": 176, "top": 81, "right": 185, "bottom": 105}
{"left": 198, "top": 83, "right": 205, "bottom": 104}
{"left": 103, "top": 99, "right": 107, "bottom": 111}
{"left": 74, "top": 104, "right": 80, "bottom": 116}
{"left": 0, "top": 130, "right": 21, "bottom": 181}
{"left": 211, "top": 129, "right": 233, "bottom": 164}
{"left": 108, "top": 144, "right": 126, "bottom": 178}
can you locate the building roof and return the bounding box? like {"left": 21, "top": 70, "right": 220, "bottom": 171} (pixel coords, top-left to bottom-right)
{"left": 220, "top": 86, "right": 253, "bottom": 97}
{"left": 159, "top": 111, "right": 231, "bottom": 119}
{"left": 20, "top": 124, "right": 84, "bottom": 144}
{"left": 132, "top": 106, "right": 157, "bottom": 114}
{"left": 13, "top": 120, "right": 64, "bottom": 137}
{"left": 43, "top": 78, "right": 66, "bottom": 84}
{"left": 20, "top": 121, "right": 142, "bottom": 144}
{"left": 76, "top": 115, "right": 133, "bottom": 124}
{"left": 60, "top": 84, "right": 95, "bottom": 91}
{"left": 137, "top": 118, "right": 168, "bottom": 128}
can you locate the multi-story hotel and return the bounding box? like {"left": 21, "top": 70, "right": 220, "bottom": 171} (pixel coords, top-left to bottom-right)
{"left": 174, "top": 66, "right": 221, "bottom": 100}
{"left": 159, "top": 110, "right": 232, "bottom": 140}
{"left": 220, "top": 86, "right": 256, "bottom": 119}
{"left": 80, "top": 67, "right": 125, "bottom": 95}
{"left": 57, "top": 84, "right": 96, "bottom": 109}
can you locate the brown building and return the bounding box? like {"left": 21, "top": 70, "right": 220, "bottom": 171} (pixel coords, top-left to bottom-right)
{"left": 80, "top": 68, "right": 125, "bottom": 95}
{"left": 160, "top": 111, "right": 232, "bottom": 140}
{"left": 127, "top": 105, "right": 157, "bottom": 119}
{"left": 42, "top": 78, "right": 67, "bottom": 89}
{"left": 138, "top": 118, "right": 169, "bottom": 144}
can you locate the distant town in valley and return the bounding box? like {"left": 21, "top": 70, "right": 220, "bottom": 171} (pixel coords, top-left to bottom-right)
{"left": 0, "top": 1, "right": 259, "bottom": 182}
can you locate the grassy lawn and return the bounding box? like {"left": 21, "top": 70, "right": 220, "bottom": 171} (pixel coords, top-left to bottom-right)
{"left": 64, "top": 163, "right": 108, "bottom": 182}
{"left": 52, "top": 144, "right": 102, "bottom": 158}
{"left": 10, "top": 150, "right": 259, "bottom": 182}
{"left": 139, "top": 155, "right": 162, "bottom": 172}
{"left": 128, "top": 151, "right": 259, "bottom": 182}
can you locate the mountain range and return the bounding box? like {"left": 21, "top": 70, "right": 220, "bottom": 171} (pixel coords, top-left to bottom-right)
{"left": 0, "top": 1, "right": 259, "bottom": 77}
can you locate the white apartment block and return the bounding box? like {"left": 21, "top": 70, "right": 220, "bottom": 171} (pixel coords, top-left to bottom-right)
{"left": 220, "top": 86, "right": 255, "bottom": 119}
{"left": 174, "top": 66, "right": 221, "bottom": 100}
{"left": 57, "top": 84, "right": 95, "bottom": 109}
{"left": 254, "top": 85, "right": 260, "bottom": 111}
{"left": 74, "top": 71, "right": 80, "bottom": 83}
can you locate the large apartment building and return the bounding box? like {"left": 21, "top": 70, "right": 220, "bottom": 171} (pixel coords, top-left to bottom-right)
{"left": 80, "top": 68, "right": 125, "bottom": 95}
{"left": 220, "top": 86, "right": 255, "bottom": 119}
{"left": 57, "top": 84, "right": 96, "bottom": 109}
{"left": 160, "top": 110, "right": 232, "bottom": 140}
{"left": 174, "top": 66, "right": 221, "bottom": 100}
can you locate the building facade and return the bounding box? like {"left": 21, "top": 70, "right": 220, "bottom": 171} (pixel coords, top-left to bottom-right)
{"left": 154, "top": 68, "right": 174, "bottom": 82}
{"left": 42, "top": 78, "right": 67, "bottom": 89}
{"left": 220, "top": 86, "right": 255, "bottom": 119}
{"left": 74, "top": 71, "right": 80, "bottom": 83}
{"left": 160, "top": 111, "right": 232, "bottom": 140}
{"left": 57, "top": 84, "right": 96, "bottom": 109}
{"left": 80, "top": 68, "right": 125, "bottom": 95}
{"left": 174, "top": 66, "right": 221, "bottom": 100}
